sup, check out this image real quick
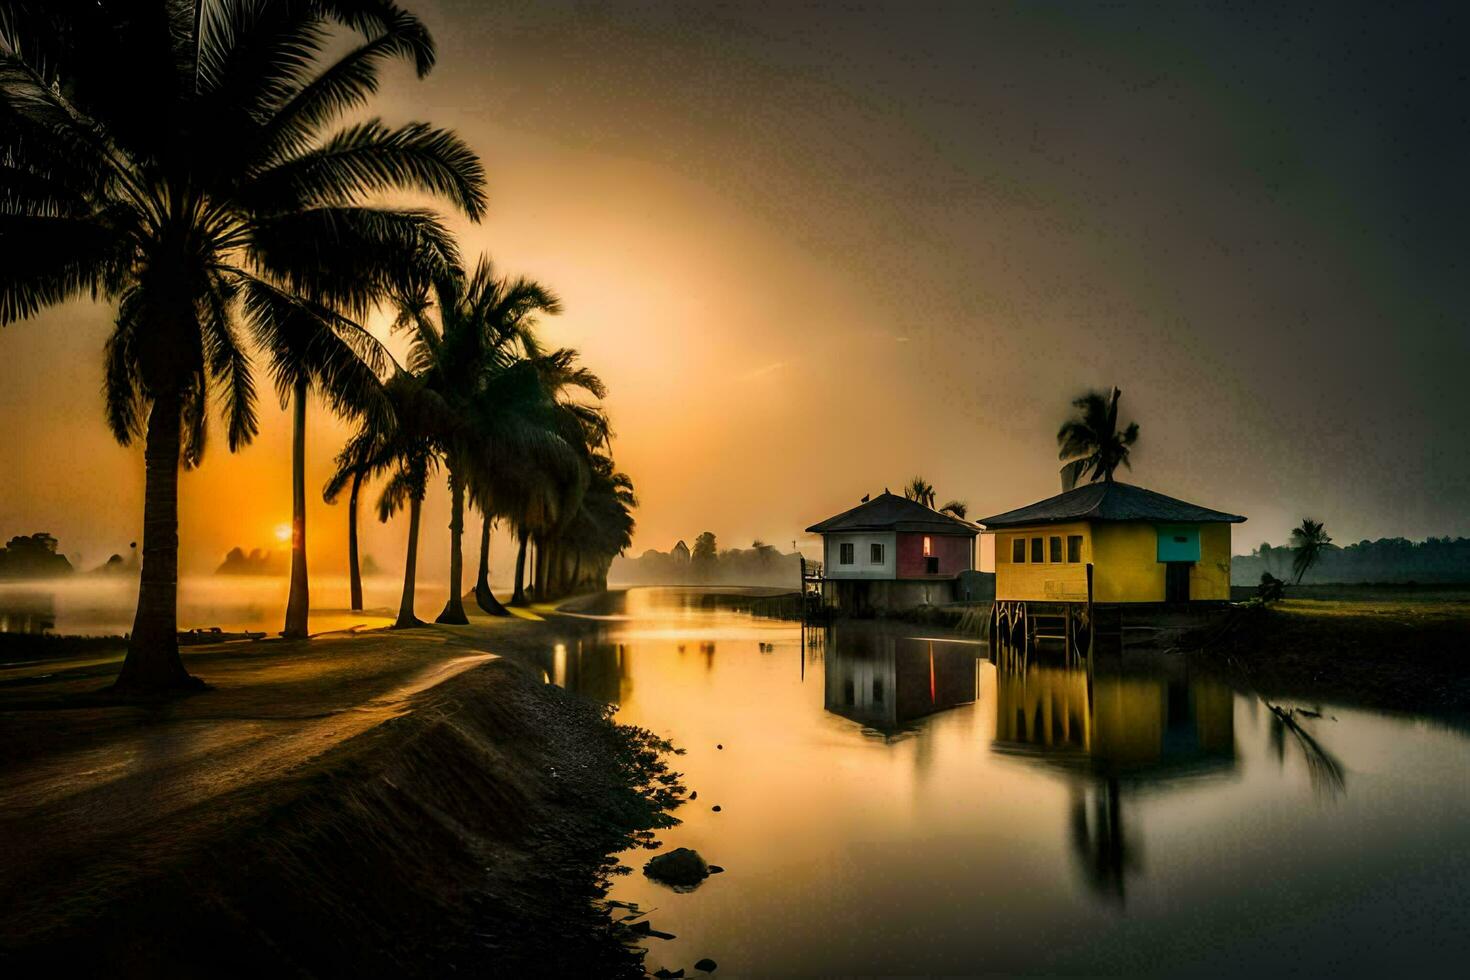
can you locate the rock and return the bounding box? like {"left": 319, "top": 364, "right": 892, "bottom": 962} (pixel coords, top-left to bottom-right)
{"left": 711, "top": 805, "right": 721, "bottom": 812}
{"left": 695, "top": 958, "right": 719, "bottom": 973}
{"left": 643, "top": 847, "right": 710, "bottom": 887}
{"left": 653, "top": 969, "right": 685, "bottom": 978}
{"left": 689, "top": 790, "right": 698, "bottom": 800}
{"left": 707, "top": 865, "right": 725, "bottom": 874}
{"left": 716, "top": 743, "right": 723, "bottom": 750}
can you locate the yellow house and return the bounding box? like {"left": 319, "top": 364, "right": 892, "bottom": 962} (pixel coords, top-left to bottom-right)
{"left": 978, "top": 482, "right": 1245, "bottom": 604}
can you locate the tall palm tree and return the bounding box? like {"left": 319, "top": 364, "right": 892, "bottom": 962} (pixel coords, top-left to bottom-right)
{"left": 1057, "top": 387, "right": 1140, "bottom": 491}
{"left": 323, "top": 438, "right": 373, "bottom": 611}
{"left": 250, "top": 288, "right": 392, "bottom": 636}
{"left": 1289, "top": 518, "right": 1331, "bottom": 585}
{"left": 903, "top": 476, "right": 936, "bottom": 509}
{"left": 331, "top": 371, "right": 446, "bottom": 628}
{"left": 395, "top": 257, "right": 565, "bottom": 624}
{"left": 0, "top": 1, "right": 484, "bottom": 691}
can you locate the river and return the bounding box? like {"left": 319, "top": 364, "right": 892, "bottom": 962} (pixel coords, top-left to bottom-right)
{"left": 540, "top": 587, "right": 1470, "bottom": 976}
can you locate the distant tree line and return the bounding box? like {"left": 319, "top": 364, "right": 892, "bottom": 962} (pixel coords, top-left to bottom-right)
{"left": 1233, "top": 535, "right": 1470, "bottom": 585}
{"left": 613, "top": 533, "right": 802, "bottom": 588}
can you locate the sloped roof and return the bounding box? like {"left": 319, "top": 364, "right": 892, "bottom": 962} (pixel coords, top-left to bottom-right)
{"left": 977, "top": 482, "right": 1245, "bottom": 528}
{"left": 806, "top": 492, "right": 980, "bottom": 535}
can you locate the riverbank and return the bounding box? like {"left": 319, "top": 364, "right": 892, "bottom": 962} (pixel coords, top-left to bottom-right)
{"left": 0, "top": 610, "right": 685, "bottom": 976}
{"left": 1207, "top": 594, "right": 1470, "bottom": 720}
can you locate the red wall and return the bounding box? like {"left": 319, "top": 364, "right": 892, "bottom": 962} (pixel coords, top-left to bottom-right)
{"left": 896, "top": 532, "right": 973, "bottom": 578}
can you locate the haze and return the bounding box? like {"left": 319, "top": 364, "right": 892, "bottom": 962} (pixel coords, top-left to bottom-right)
{"left": 2, "top": 0, "right": 1465, "bottom": 585}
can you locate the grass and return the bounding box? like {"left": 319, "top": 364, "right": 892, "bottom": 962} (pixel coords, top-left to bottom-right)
{"left": 1209, "top": 589, "right": 1470, "bottom": 720}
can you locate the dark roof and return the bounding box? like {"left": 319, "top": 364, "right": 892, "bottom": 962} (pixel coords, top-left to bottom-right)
{"left": 806, "top": 492, "right": 980, "bottom": 535}
{"left": 976, "top": 482, "right": 1246, "bottom": 528}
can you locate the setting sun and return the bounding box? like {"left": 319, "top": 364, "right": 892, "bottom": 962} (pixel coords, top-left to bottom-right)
{"left": 274, "top": 524, "right": 291, "bottom": 544}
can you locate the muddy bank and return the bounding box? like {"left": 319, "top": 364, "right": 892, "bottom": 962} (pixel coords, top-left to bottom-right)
{"left": 0, "top": 624, "right": 685, "bottom": 977}
{"left": 1206, "top": 598, "right": 1470, "bottom": 720}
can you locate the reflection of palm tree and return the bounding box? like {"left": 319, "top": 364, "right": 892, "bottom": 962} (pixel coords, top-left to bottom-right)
{"left": 1289, "top": 518, "right": 1331, "bottom": 584}
{"left": 1069, "top": 778, "right": 1134, "bottom": 903}
{"left": 1057, "top": 387, "right": 1140, "bottom": 490}
{"left": 0, "top": 4, "right": 482, "bottom": 690}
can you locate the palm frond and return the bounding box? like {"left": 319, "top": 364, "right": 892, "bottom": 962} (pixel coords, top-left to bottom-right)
{"left": 244, "top": 118, "right": 486, "bottom": 220}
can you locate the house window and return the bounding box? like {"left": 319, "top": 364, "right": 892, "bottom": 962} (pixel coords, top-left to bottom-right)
{"left": 922, "top": 536, "right": 933, "bottom": 557}
{"left": 1067, "top": 535, "right": 1083, "bottom": 563}
{"left": 1030, "top": 537, "right": 1043, "bottom": 563}
{"left": 926, "top": 556, "right": 940, "bottom": 574}
{"left": 870, "top": 542, "right": 884, "bottom": 564}
{"left": 1012, "top": 538, "right": 1026, "bottom": 564}
{"left": 839, "top": 542, "right": 854, "bottom": 565}
{"left": 1049, "top": 536, "right": 1062, "bottom": 563}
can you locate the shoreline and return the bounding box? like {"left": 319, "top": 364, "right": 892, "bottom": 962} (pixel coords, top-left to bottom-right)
{"left": 0, "top": 607, "right": 685, "bottom": 976}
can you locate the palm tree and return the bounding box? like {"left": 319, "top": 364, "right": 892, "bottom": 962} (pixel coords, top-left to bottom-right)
{"left": 251, "top": 289, "right": 392, "bottom": 636}
{"left": 1057, "top": 387, "right": 1140, "bottom": 490}
{"left": 331, "top": 371, "right": 446, "bottom": 628}
{"left": 1289, "top": 518, "right": 1332, "bottom": 584}
{"left": 395, "top": 257, "right": 565, "bottom": 623}
{"left": 0, "top": 2, "right": 483, "bottom": 691}
{"left": 903, "top": 476, "right": 936, "bottom": 509}
{"left": 940, "top": 500, "right": 968, "bottom": 519}
{"left": 323, "top": 439, "right": 373, "bottom": 612}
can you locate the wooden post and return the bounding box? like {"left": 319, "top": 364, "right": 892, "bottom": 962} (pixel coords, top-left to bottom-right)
{"left": 1085, "top": 563, "right": 1095, "bottom": 660}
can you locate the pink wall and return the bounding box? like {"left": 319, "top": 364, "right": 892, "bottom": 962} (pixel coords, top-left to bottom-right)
{"left": 896, "top": 532, "right": 973, "bottom": 578}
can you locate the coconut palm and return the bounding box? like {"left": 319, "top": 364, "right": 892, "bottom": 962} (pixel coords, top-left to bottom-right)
{"left": 1057, "top": 387, "right": 1140, "bottom": 490}
{"left": 330, "top": 371, "right": 446, "bottom": 628}
{"left": 323, "top": 439, "right": 372, "bottom": 611}
{"left": 251, "top": 288, "right": 393, "bottom": 637}
{"left": 1289, "top": 518, "right": 1332, "bottom": 585}
{"left": 903, "top": 476, "right": 937, "bottom": 509}
{"left": 395, "top": 257, "right": 566, "bottom": 623}
{"left": 0, "top": 1, "right": 483, "bottom": 691}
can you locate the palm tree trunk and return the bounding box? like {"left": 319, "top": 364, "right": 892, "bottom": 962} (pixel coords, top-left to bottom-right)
{"left": 394, "top": 494, "right": 424, "bottom": 629}
{"left": 113, "top": 389, "right": 200, "bottom": 692}
{"left": 347, "top": 469, "right": 363, "bottom": 612}
{"left": 533, "top": 534, "right": 549, "bottom": 600}
{"left": 436, "top": 465, "right": 469, "bottom": 624}
{"left": 475, "top": 512, "right": 510, "bottom": 616}
{"left": 511, "top": 527, "right": 529, "bottom": 606}
{"left": 283, "top": 378, "right": 310, "bottom": 638}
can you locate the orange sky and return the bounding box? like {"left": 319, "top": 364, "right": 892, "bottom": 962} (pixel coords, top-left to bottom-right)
{"left": 2, "top": 2, "right": 1466, "bottom": 585}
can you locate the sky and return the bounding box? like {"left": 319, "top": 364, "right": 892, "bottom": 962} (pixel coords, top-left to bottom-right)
{"left": 1, "top": 0, "right": 1467, "bottom": 583}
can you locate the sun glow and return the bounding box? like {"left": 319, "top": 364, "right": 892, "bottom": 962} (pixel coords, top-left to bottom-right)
{"left": 274, "top": 524, "right": 292, "bottom": 544}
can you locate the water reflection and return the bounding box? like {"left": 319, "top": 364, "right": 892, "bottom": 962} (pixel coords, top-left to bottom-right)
{"left": 989, "top": 642, "right": 1237, "bottom": 902}
{"left": 0, "top": 588, "right": 55, "bottom": 634}
{"left": 823, "top": 626, "right": 977, "bottom": 735}
{"left": 523, "top": 590, "right": 1470, "bottom": 976}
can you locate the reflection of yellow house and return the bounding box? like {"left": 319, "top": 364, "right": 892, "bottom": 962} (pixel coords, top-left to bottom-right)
{"left": 979, "top": 482, "right": 1245, "bottom": 604}
{"left": 992, "top": 661, "right": 1236, "bottom": 779}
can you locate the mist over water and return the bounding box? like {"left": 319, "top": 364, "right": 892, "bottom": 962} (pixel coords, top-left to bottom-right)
{"left": 0, "top": 575, "right": 485, "bottom": 637}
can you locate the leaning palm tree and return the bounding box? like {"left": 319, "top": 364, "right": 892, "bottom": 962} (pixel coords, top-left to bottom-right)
{"left": 1289, "top": 518, "right": 1331, "bottom": 584}
{"left": 940, "top": 500, "right": 968, "bottom": 519}
{"left": 396, "top": 257, "right": 565, "bottom": 624}
{"left": 0, "top": 2, "right": 483, "bottom": 691}
{"left": 1057, "top": 387, "right": 1140, "bottom": 490}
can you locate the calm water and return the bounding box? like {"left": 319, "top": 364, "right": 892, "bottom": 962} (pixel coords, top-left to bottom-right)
{"left": 541, "top": 588, "right": 1470, "bottom": 976}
